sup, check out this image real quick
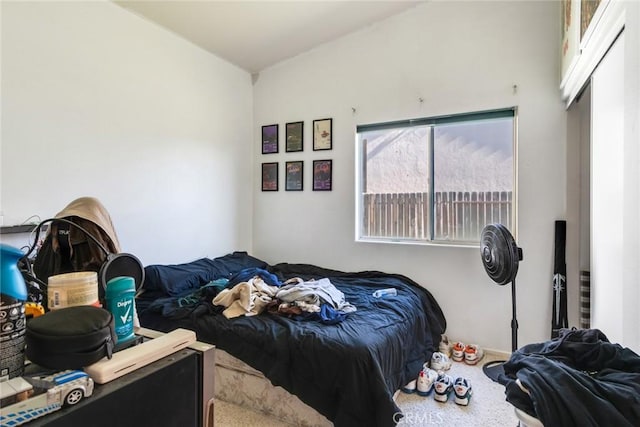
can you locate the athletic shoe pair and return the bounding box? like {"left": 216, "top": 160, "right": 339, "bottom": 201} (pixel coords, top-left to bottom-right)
{"left": 452, "top": 342, "right": 484, "bottom": 365}
{"left": 434, "top": 374, "right": 473, "bottom": 406}
{"left": 401, "top": 349, "right": 453, "bottom": 394}
{"left": 401, "top": 364, "right": 438, "bottom": 396}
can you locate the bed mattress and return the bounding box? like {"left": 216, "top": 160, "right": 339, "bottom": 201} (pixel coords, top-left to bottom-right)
{"left": 215, "top": 348, "right": 331, "bottom": 426}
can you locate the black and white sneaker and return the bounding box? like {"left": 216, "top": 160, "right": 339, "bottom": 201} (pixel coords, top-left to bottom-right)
{"left": 433, "top": 373, "right": 453, "bottom": 402}
{"left": 453, "top": 377, "right": 473, "bottom": 406}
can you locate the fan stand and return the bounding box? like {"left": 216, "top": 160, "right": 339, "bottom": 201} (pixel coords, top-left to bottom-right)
{"left": 483, "top": 278, "right": 518, "bottom": 383}
{"left": 479, "top": 223, "right": 523, "bottom": 384}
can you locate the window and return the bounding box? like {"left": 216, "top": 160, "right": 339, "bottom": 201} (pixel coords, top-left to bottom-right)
{"left": 356, "top": 108, "right": 516, "bottom": 245}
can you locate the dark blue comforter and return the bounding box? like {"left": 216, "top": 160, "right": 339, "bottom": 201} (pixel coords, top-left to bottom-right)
{"left": 137, "top": 252, "right": 446, "bottom": 427}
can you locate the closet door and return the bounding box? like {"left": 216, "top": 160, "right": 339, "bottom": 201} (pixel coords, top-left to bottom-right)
{"left": 590, "top": 33, "right": 624, "bottom": 343}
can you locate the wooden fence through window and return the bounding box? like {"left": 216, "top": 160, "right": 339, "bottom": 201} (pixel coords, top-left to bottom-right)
{"left": 362, "top": 191, "right": 512, "bottom": 241}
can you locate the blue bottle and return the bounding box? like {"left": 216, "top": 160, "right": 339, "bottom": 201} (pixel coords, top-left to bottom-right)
{"left": 105, "top": 276, "right": 136, "bottom": 345}
{"left": 0, "top": 244, "right": 28, "bottom": 379}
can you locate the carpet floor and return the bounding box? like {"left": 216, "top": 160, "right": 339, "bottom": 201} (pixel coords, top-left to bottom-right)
{"left": 214, "top": 353, "right": 521, "bottom": 427}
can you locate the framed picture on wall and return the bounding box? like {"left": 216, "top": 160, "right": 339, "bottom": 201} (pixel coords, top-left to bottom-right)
{"left": 261, "top": 162, "right": 278, "bottom": 191}
{"left": 313, "top": 118, "right": 332, "bottom": 151}
{"left": 285, "top": 121, "right": 304, "bottom": 152}
{"left": 285, "top": 161, "right": 304, "bottom": 191}
{"left": 262, "top": 124, "right": 279, "bottom": 154}
{"left": 312, "top": 159, "right": 332, "bottom": 191}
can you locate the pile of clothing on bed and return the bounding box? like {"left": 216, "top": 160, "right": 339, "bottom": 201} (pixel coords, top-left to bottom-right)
{"left": 142, "top": 263, "right": 357, "bottom": 324}
{"left": 502, "top": 328, "right": 640, "bottom": 427}
{"left": 211, "top": 268, "right": 357, "bottom": 323}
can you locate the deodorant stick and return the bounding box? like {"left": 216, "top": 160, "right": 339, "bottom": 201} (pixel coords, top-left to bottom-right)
{"left": 105, "top": 276, "right": 136, "bottom": 344}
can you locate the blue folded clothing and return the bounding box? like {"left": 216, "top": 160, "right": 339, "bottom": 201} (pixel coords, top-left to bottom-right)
{"left": 228, "top": 267, "right": 281, "bottom": 288}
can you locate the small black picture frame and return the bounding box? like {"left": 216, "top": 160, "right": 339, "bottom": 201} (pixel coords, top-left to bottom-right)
{"left": 313, "top": 118, "right": 332, "bottom": 151}
{"left": 312, "top": 159, "right": 332, "bottom": 191}
{"left": 285, "top": 161, "right": 304, "bottom": 191}
{"left": 285, "top": 121, "right": 304, "bottom": 152}
{"left": 262, "top": 162, "right": 278, "bottom": 191}
{"left": 262, "top": 124, "right": 279, "bottom": 154}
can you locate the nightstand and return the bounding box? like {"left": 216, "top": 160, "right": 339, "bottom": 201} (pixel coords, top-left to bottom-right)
{"left": 26, "top": 328, "right": 215, "bottom": 427}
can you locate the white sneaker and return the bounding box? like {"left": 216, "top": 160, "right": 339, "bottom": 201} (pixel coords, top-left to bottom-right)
{"left": 452, "top": 341, "right": 466, "bottom": 362}
{"left": 439, "top": 334, "right": 452, "bottom": 357}
{"left": 464, "top": 344, "right": 484, "bottom": 365}
{"left": 416, "top": 367, "right": 438, "bottom": 396}
{"left": 433, "top": 373, "right": 454, "bottom": 402}
{"left": 430, "top": 352, "right": 452, "bottom": 372}
{"left": 453, "top": 377, "right": 473, "bottom": 406}
{"left": 401, "top": 379, "right": 416, "bottom": 394}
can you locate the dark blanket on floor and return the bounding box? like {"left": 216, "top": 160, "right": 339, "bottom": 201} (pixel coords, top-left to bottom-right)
{"left": 137, "top": 252, "right": 446, "bottom": 427}
{"left": 502, "top": 328, "right": 640, "bottom": 427}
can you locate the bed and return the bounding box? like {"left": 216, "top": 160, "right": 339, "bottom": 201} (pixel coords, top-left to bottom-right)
{"left": 136, "top": 252, "right": 446, "bottom": 427}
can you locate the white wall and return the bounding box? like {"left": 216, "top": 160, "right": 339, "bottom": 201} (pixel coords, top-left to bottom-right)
{"left": 626, "top": 0, "right": 640, "bottom": 354}
{"left": 565, "top": 85, "right": 590, "bottom": 332}
{"left": 252, "top": 1, "right": 566, "bottom": 352}
{"left": 620, "top": 0, "right": 640, "bottom": 353}
{"left": 566, "top": 1, "right": 640, "bottom": 353}
{"left": 590, "top": 34, "right": 625, "bottom": 344}
{"left": 1, "top": 1, "right": 253, "bottom": 265}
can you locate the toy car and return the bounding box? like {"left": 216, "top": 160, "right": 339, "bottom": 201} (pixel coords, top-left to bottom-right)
{"left": 0, "top": 370, "right": 94, "bottom": 426}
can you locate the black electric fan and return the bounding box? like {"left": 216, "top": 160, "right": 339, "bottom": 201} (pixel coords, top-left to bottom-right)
{"left": 479, "top": 223, "right": 523, "bottom": 383}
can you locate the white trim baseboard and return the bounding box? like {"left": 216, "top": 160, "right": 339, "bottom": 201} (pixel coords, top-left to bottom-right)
{"left": 483, "top": 347, "right": 512, "bottom": 360}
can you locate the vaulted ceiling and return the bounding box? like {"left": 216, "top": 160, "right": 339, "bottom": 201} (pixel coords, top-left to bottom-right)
{"left": 114, "top": 1, "right": 424, "bottom": 74}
